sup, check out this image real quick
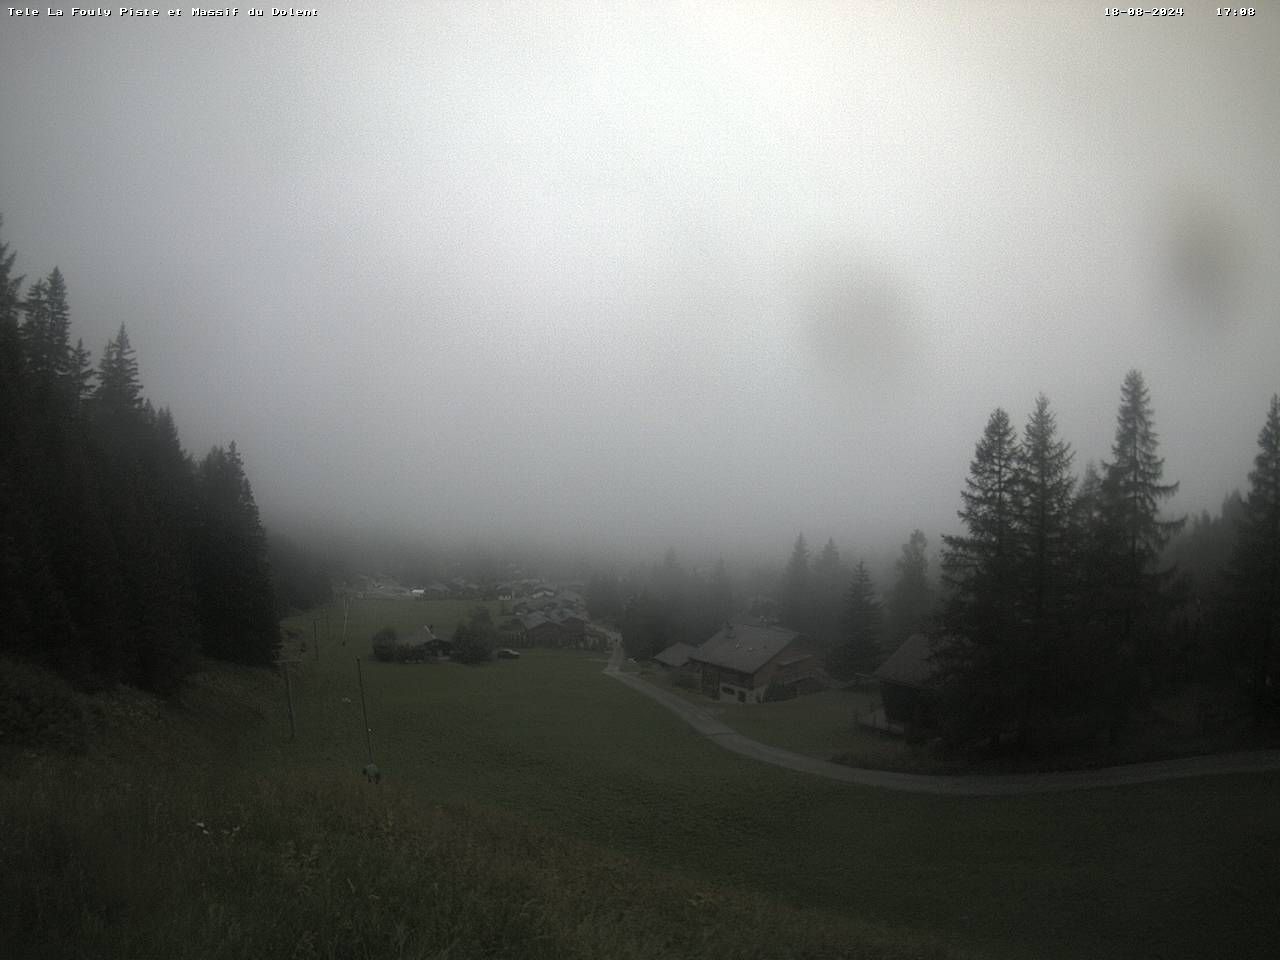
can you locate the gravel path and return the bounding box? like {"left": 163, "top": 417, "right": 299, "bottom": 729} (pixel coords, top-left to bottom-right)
{"left": 602, "top": 640, "right": 1280, "bottom": 796}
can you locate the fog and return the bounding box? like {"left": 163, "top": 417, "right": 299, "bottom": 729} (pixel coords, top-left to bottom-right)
{"left": 3, "top": 3, "right": 1277, "bottom": 565}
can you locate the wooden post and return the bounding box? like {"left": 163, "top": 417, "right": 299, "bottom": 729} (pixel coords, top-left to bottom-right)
{"left": 355, "top": 657, "right": 374, "bottom": 765}
{"left": 281, "top": 662, "right": 296, "bottom": 741}
{"left": 342, "top": 596, "right": 351, "bottom": 647}
{"left": 312, "top": 619, "right": 319, "bottom": 662}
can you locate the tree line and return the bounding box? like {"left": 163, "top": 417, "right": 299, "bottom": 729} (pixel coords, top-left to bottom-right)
{"left": 601, "top": 366, "right": 1279, "bottom": 753}
{"left": 935, "top": 372, "right": 1280, "bottom": 747}
{"left": 0, "top": 220, "right": 279, "bottom": 694}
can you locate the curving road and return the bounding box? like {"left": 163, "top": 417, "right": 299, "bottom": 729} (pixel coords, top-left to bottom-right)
{"left": 602, "top": 639, "right": 1280, "bottom": 796}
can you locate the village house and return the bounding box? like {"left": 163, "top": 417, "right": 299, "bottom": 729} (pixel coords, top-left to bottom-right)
{"left": 422, "top": 625, "right": 453, "bottom": 659}
{"left": 549, "top": 609, "right": 587, "bottom": 646}
{"left": 687, "top": 623, "right": 820, "bottom": 703}
{"left": 519, "top": 611, "right": 563, "bottom": 647}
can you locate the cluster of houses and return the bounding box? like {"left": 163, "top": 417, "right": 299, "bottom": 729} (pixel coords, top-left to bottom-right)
{"left": 409, "top": 584, "right": 603, "bottom": 655}
{"left": 503, "top": 587, "right": 608, "bottom": 651}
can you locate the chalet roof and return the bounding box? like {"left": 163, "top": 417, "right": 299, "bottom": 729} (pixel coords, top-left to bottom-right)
{"left": 653, "top": 642, "right": 696, "bottom": 668}
{"left": 690, "top": 623, "right": 800, "bottom": 675}
{"left": 520, "top": 612, "right": 552, "bottom": 630}
{"left": 873, "top": 634, "right": 938, "bottom": 689}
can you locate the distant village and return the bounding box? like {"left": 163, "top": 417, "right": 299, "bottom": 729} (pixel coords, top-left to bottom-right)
{"left": 348, "top": 574, "right": 605, "bottom": 653}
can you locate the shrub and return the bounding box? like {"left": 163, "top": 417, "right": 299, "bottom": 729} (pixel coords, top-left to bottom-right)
{"left": 370, "top": 627, "right": 399, "bottom": 663}
{"left": 0, "top": 658, "right": 89, "bottom": 753}
{"left": 452, "top": 620, "right": 494, "bottom": 665}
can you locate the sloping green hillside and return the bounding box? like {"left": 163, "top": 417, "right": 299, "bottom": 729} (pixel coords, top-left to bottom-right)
{"left": 4, "top": 609, "right": 1279, "bottom": 959}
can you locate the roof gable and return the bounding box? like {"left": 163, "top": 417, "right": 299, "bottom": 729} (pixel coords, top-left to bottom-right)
{"left": 690, "top": 623, "right": 801, "bottom": 674}
{"left": 653, "top": 642, "right": 696, "bottom": 668}
{"left": 873, "top": 633, "right": 938, "bottom": 688}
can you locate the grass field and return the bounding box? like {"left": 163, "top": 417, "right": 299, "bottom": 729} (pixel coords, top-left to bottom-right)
{"left": 282, "top": 596, "right": 507, "bottom": 657}
{"left": 632, "top": 669, "right": 950, "bottom": 770}
{"left": 4, "top": 597, "right": 1279, "bottom": 959}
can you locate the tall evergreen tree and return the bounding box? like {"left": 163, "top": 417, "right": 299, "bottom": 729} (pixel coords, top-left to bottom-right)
{"left": 1230, "top": 394, "right": 1280, "bottom": 723}
{"left": 781, "top": 533, "right": 810, "bottom": 631}
{"left": 1004, "top": 395, "right": 1080, "bottom": 741}
{"left": 887, "top": 529, "right": 933, "bottom": 644}
{"left": 941, "top": 408, "right": 1022, "bottom": 642}
{"left": 194, "top": 442, "right": 279, "bottom": 666}
{"left": 68, "top": 338, "right": 95, "bottom": 408}
{"left": 1101, "top": 370, "right": 1184, "bottom": 689}
{"left": 97, "top": 325, "right": 143, "bottom": 411}
{"left": 830, "top": 560, "right": 882, "bottom": 678}
{"left": 1014, "top": 395, "right": 1076, "bottom": 634}
{"left": 810, "top": 537, "right": 850, "bottom": 651}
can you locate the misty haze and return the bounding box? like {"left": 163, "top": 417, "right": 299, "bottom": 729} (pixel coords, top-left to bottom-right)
{"left": 2, "top": 5, "right": 1278, "bottom": 959}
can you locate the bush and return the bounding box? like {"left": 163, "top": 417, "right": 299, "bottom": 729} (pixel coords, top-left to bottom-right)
{"left": 0, "top": 658, "right": 89, "bottom": 753}
{"left": 452, "top": 620, "right": 494, "bottom": 665}
{"left": 370, "top": 627, "right": 399, "bottom": 663}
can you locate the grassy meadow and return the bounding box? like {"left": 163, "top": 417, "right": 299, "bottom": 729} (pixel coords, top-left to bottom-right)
{"left": 3, "top": 597, "right": 1278, "bottom": 959}
{"left": 632, "top": 668, "right": 950, "bottom": 771}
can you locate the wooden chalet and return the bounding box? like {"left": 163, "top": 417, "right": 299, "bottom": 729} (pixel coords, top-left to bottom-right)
{"left": 688, "top": 623, "right": 819, "bottom": 703}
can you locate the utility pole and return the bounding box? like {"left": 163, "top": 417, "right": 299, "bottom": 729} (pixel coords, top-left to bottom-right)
{"left": 355, "top": 657, "right": 374, "bottom": 765}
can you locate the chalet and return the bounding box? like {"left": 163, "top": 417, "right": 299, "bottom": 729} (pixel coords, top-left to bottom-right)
{"left": 871, "top": 633, "right": 940, "bottom": 736}
{"left": 688, "top": 623, "right": 819, "bottom": 703}
{"left": 422, "top": 625, "right": 453, "bottom": 659}
{"left": 423, "top": 582, "right": 450, "bottom": 599}
{"left": 520, "top": 612, "right": 563, "bottom": 647}
{"left": 550, "top": 609, "right": 587, "bottom": 646}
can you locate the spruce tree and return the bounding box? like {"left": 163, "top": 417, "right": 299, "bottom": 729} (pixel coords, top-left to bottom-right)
{"left": 810, "top": 537, "right": 849, "bottom": 651}
{"left": 887, "top": 529, "right": 933, "bottom": 644}
{"left": 1230, "top": 394, "right": 1280, "bottom": 722}
{"left": 1101, "top": 370, "right": 1184, "bottom": 689}
{"left": 97, "top": 325, "right": 143, "bottom": 411}
{"left": 1007, "top": 395, "right": 1079, "bottom": 739}
{"left": 1014, "top": 395, "right": 1076, "bottom": 634}
{"left": 941, "top": 408, "right": 1022, "bottom": 641}
{"left": 194, "top": 442, "right": 279, "bottom": 666}
{"left": 831, "top": 560, "right": 882, "bottom": 678}
{"left": 781, "top": 533, "right": 811, "bottom": 631}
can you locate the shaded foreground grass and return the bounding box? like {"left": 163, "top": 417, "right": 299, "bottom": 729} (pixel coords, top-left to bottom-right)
{"left": 2, "top": 760, "right": 951, "bottom": 960}
{"left": 4, "top": 603, "right": 1279, "bottom": 959}
{"left": 0, "top": 666, "right": 956, "bottom": 960}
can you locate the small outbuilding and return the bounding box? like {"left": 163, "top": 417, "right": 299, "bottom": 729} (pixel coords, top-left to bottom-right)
{"left": 871, "top": 633, "right": 940, "bottom": 736}
{"left": 652, "top": 642, "right": 696, "bottom": 671}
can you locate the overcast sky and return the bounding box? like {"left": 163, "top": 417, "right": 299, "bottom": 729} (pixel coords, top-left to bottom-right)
{"left": 2, "top": 3, "right": 1277, "bottom": 565}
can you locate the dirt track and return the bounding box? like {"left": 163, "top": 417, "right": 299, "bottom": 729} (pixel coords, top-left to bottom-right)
{"left": 602, "top": 640, "right": 1280, "bottom": 796}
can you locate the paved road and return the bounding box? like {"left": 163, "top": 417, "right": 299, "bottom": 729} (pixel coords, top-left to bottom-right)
{"left": 603, "top": 641, "right": 1280, "bottom": 796}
